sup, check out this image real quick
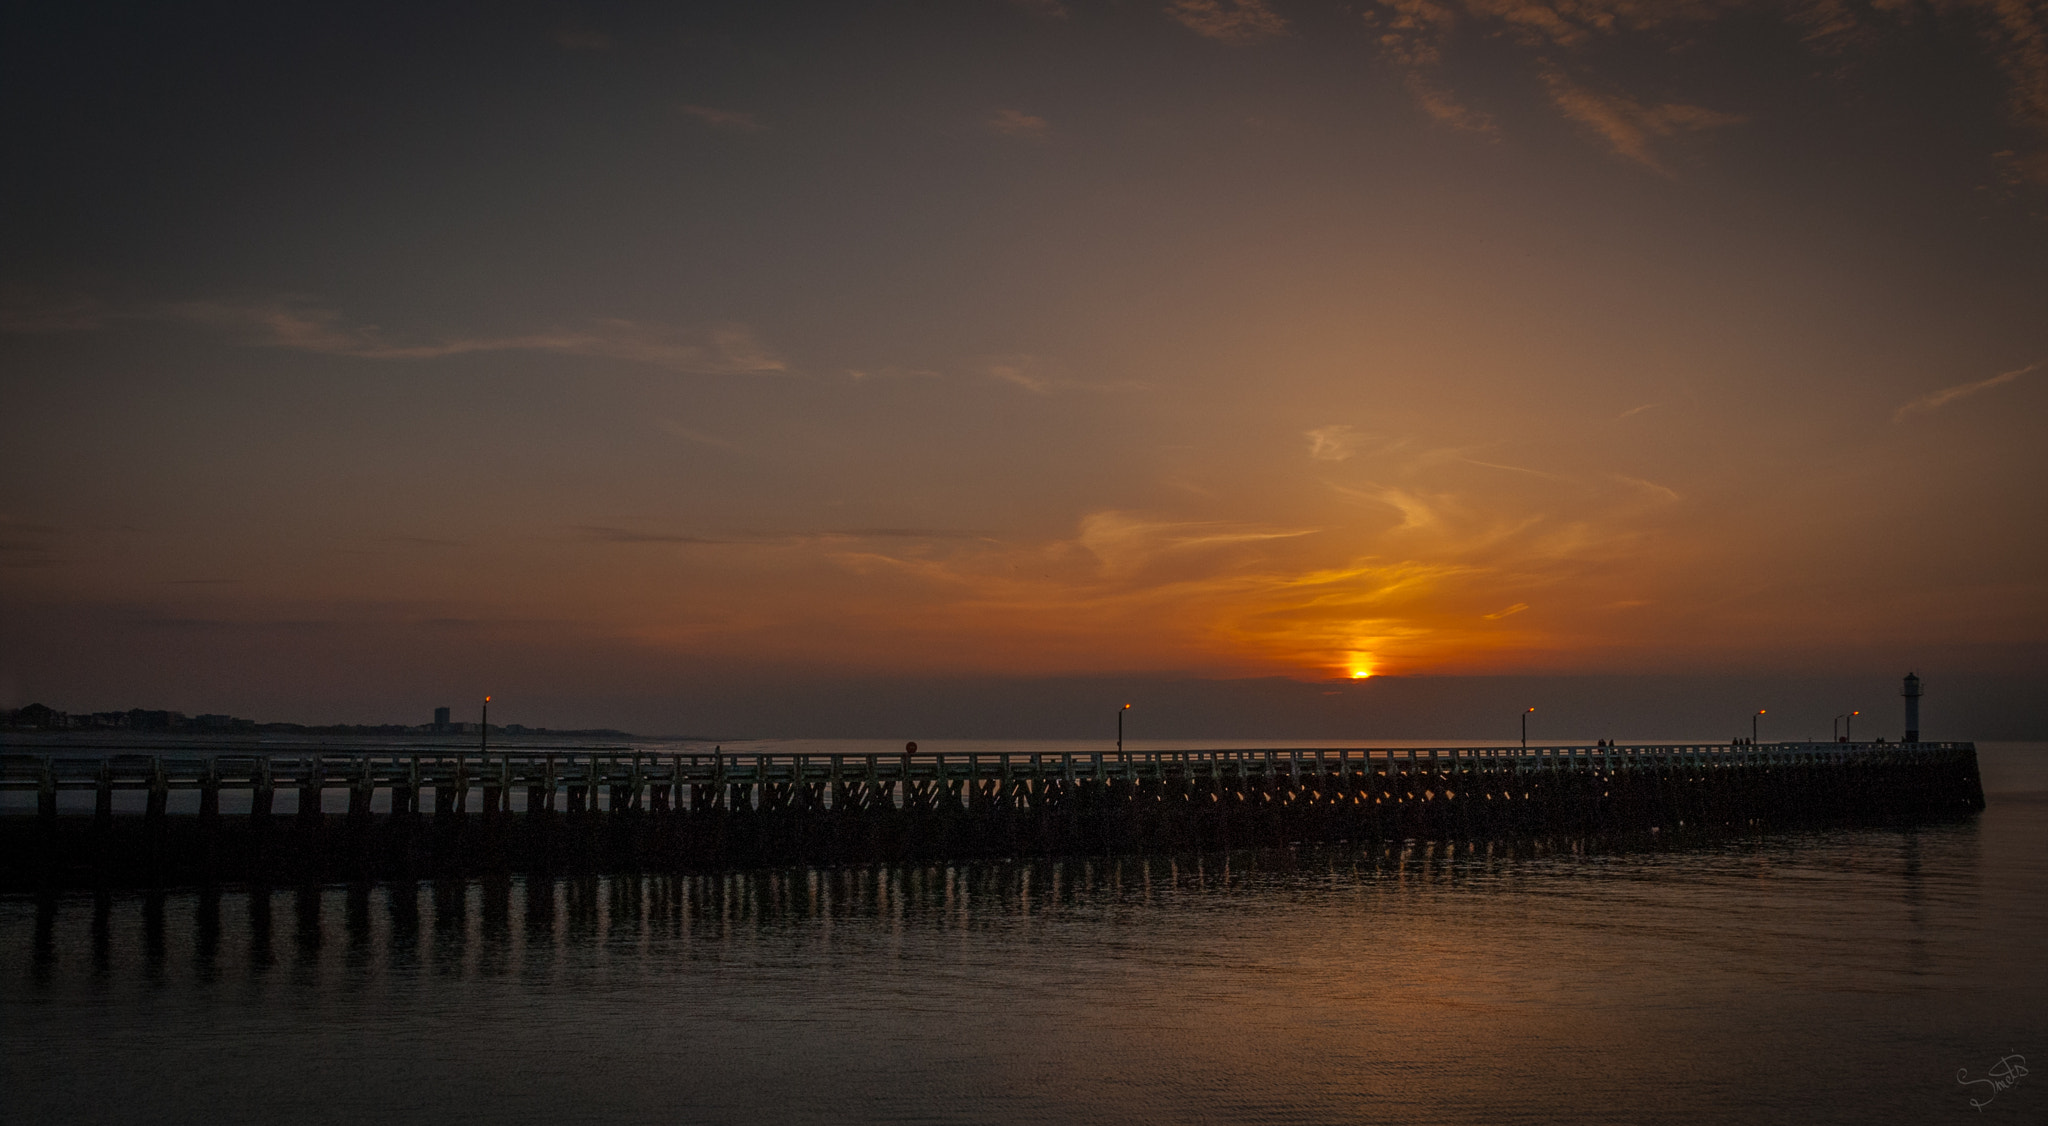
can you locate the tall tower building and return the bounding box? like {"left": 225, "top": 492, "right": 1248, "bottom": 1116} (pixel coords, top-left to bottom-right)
{"left": 1901, "top": 674, "right": 1921, "bottom": 744}
{"left": 434, "top": 706, "right": 451, "bottom": 732}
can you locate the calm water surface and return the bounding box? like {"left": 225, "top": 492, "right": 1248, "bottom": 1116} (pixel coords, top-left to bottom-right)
{"left": 4, "top": 742, "right": 2043, "bottom": 1125}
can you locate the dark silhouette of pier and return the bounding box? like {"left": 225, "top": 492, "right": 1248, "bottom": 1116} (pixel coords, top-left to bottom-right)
{"left": 0, "top": 741, "right": 1985, "bottom": 889}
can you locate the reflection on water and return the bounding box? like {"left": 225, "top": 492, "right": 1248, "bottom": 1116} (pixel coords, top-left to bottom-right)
{"left": 6, "top": 787, "right": 2046, "bottom": 1126}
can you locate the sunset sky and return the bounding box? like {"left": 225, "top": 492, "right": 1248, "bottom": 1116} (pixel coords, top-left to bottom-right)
{"left": 4, "top": 1, "right": 2045, "bottom": 736}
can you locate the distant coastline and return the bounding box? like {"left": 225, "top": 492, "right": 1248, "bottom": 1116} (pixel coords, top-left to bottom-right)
{"left": 1, "top": 703, "right": 641, "bottom": 741}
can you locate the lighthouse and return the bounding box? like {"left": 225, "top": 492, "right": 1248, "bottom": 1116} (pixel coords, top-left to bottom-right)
{"left": 1902, "top": 672, "right": 1922, "bottom": 744}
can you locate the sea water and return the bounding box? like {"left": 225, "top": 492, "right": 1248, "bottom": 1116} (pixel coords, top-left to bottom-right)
{"left": 3, "top": 742, "right": 2042, "bottom": 1124}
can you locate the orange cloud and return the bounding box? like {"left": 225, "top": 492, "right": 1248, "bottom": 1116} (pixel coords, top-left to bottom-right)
{"left": 1167, "top": 0, "right": 1289, "bottom": 45}
{"left": 1538, "top": 69, "right": 1744, "bottom": 173}
{"left": 1370, "top": 0, "right": 2048, "bottom": 184}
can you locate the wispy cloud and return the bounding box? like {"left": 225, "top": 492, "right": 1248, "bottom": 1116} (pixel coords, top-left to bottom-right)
{"left": 1617, "top": 402, "right": 1658, "bottom": 420}
{"left": 1166, "top": 0, "right": 1289, "bottom": 45}
{"left": 821, "top": 528, "right": 992, "bottom": 540}
{"left": 553, "top": 29, "right": 614, "bottom": 52}
{"left": 1330, "top": 482, "right": 1443, "bottom": 532}
{"left": 538, "top": 452, "right": 1707, "bottom": 678}
{"left": 1539, "top": 69, "right": 1743, "bottom": 173}
{"left": 847, "top": 365, "right": 943, "bottom": 381}
{"left": 1306, "top": 424, "right": 1365, "bottom": 462}
{"left": 987, "top": 356, "right": 1145, "bottom": 394}
{"left": 1963, "top": 0, "right": 2048, "bottom": 163}
{"left": 0, "top": 520, "right": 62, "bottom": 568}
{"left": 679, "top": 104, "right": 766, "bottom": 132}
{"left": 986, "top": 108, "right": 1052, "bottom": 139}
{"left": 576, "top": 526, "right": 730, "bottom": 545}
{"left": 655, "top": 420, "right": 743, "bottom": 449}
{"left": 1460, "top": 456, "right": 1564, "bottom": 479}
{"left": 0, "top": 287, "right": 105, "bottom": 333}
{"left": 159, "top": 300, "right": 786, "bottom": 374}
{"left": 1406, "top": 73, "right": 1499, "bottom": 136}
{"left": 1613, "top": 475, "right": 1681, "bottom": 504}
{"left": 1366, "top": 1, "right": 2048, "bottom": 183}
{"left": 1894, "top": 361, "right": 2037, "bottom": 421}
{"left": 580, "top": 524, "right": 988, "bottom": 548}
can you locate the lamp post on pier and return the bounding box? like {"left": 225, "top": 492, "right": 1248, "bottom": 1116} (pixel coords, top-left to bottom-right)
{"left": 1753, "top": 708, "right": 1765, "bottom": 745}
{"left": 1521, "top": 707, "right": 1534, "bottom": 749}
{"left": 481, "top": 696, "right": 491, "bottom": 756}
{"left": 1846, "top": 710, "right": 1858, "bottom": 742}
{"left": 1118, "top": 703, "right": 1131, "bottom": 758}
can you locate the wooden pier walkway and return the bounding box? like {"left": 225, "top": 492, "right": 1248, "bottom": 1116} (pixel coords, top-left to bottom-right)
{"left": 0, "top": 741, "right": 1986, "bottom": 888}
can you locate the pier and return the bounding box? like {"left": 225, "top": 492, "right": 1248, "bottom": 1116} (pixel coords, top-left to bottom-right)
{"left": 0, "top": 741, "right": 1986, "bottom": 888}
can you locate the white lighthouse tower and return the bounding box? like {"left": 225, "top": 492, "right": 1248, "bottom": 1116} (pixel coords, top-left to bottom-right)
{"left": 1902, "top": 672, "right": 1922, "bottom": 744}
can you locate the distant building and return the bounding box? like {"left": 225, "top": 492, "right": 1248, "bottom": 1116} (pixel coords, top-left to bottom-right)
{"left": 8, "top": 703, "right": 65, "bottom": 729}
{"left": 433, "top": 706, "right": 451, "bottom": 732}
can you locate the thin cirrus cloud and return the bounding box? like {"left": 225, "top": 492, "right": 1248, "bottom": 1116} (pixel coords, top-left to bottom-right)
{"left": 679, "top": 104, "right": 766, "bottom": 132}
{"left": 741, "top": 484, "right": 1678, "bottom": 677}
{"left": 654, "top": 420, "right": 743, "bottom": 450}
{"left": 1893, "top": 361, "right": 2038, "bottom": 422}
{"left": 579, "top": 525, "right": 989, "bottom": 548}
{"left": 986, "top": 356, "right": 1146, "bottom": 394}
{"left": 576, "top": 526, "right": 731, "bottom": 546}
{"left": 552, "top": 29, "right": 614, "bottom": 52}
{"left": 986, "top": 108, "right": 1052, "bottom": 139}
{"left": 1305, "top": 424, "right": 1365, "bottom": 462}
{"left": 0, "top": 520, "right": 63, "bottom": 568}
{"left": 1538, "top": 70, "right": 1743, "bottom": 174}
{"left": 1166, "top": 0, "right": 1289, "bottom": 45}
{"left": 1364, "top": 0, "right": 2048, "bottom": 179}
{"left": 157, "top": 300, "right": 786, "bottom": 375}
{"left": 0, "top": 286, "right": 104, "bottom": 333}
{"left": 846, "top": 365, "right": 943, "bottom": 381}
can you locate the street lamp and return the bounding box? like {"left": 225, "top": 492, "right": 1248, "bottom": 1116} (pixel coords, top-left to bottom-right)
{"left": 1753, "top": 708, "right": 1765, "bottom": 745}
{"left": 481, "top": 696, "right": 491, "bottom": 755}
{"left": 1118, "top": 703, "right": 1131, "bottom": 757}
{"left": 1833, "top": 714, "right": 1846, "bottom": 742}
{"left": 1521, "top": 707, "right": 1535, "bottom": 749}
{"left": 1846, "top": 710, "right": 1859, "bottom": 742}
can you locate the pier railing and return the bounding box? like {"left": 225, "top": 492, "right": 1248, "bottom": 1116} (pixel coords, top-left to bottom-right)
{"left": 1, "top": 740, "right": 1986, "bottom": 888}
{"left": 0, "top": 740, "right": 1980, "bottom": 807}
